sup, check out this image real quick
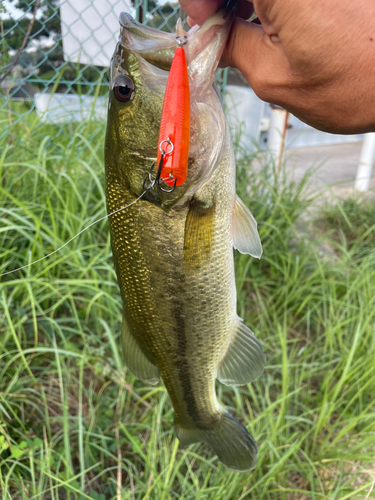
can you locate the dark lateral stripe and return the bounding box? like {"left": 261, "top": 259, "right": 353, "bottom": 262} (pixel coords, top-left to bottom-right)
{"left": 171, "top": 292, "right": 201, "bottom": 424}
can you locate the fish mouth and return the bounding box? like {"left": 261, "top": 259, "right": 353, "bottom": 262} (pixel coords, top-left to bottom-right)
{"left": 118, "top": 0, "right": 236, "bottom": 72}
{"left": 114, "top": 2, "right": 236, "bottom": 207}
{"left": 119, "top": 13, "right": 176, "bottom": 70}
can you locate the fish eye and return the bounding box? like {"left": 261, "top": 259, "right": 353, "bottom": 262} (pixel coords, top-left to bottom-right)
{"left": 113, "top": 76, "right": 135, "bottom": 102}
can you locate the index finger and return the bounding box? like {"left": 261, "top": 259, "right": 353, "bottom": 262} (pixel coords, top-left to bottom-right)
{"left": 179, "top": 0, "right": 222, "bottom": 26}
{"left": 179, "top": 0, "right": 254, "bottom": 26}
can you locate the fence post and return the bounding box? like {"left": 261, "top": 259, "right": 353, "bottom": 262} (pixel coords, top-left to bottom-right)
{"left": 136, "top": 0, "right": 148, "bottom": 24}
{"left": 354, "top": 133, "right": 375, "bottom": 192}
{"left": 266, "top": 105, "right": 290, "bottom": 172}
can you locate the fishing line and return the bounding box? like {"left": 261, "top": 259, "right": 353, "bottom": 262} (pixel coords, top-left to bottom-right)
{"left": 0, "top": 190, "right": 147, "bottom": 278}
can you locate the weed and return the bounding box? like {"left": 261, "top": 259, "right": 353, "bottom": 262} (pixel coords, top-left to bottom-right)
{"left": 0, "top": 114, "right": 374, "bottom": 499}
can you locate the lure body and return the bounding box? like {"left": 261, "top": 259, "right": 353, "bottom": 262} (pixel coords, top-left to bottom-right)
{"left": 156, "top": 46, "right": 190, "bottom": 187}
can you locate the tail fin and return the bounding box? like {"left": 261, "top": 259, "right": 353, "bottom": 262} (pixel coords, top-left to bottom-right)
{"left": 175, "top": 411, "right": 257, "bottom": 472}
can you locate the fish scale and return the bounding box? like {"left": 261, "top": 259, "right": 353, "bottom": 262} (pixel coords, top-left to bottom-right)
{"left": 107, "top": 150, "right": 234, "bottom": 421}
{"left": 105, "top": 3, "right": 265, "bottom": 471}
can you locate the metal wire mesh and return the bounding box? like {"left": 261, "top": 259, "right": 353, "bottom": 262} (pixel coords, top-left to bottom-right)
{"left": 1, "top": 0, "right": 228, "bottom": 141}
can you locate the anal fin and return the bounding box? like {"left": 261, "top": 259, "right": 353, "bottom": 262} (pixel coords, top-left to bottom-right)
{"left": 121, "top": 317, "right": 160, "bottom": 385}
{"left": 232, "top": 195, "right": 262, "bottom": 258}
{"left": 217, "top": 318, "right": 265, "bottom": 386}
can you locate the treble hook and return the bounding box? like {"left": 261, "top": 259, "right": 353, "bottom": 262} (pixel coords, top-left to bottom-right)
{"left": 175, "top": 35, "right": 188, "bottom": 47}
{"left": 142, "top": 162, "right": 156, "bottom": 191}
{"left": 142, "top": 138, "right": 178, "bottom": 193}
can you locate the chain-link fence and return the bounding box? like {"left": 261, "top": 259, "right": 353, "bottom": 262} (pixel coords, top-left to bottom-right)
{"left": 1, "top": 0, "right": 227, "bottom": 140}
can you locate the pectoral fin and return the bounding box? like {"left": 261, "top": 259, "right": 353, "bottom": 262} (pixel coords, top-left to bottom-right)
{"left": 121, "top": 317, "right": 160, "bottom": 385}
{"left": 232, "top": 195, "right": 262, "bottom": 258}
{"left": 217, "top": 318, "right": 265, "bottom": 386}
{"left": 184, "top": 200, "right": 215, "bottom": 269}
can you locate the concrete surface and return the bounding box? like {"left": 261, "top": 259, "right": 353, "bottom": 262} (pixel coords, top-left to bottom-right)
{"left": 284, "top": 141, "right": 375, "bottom": 196}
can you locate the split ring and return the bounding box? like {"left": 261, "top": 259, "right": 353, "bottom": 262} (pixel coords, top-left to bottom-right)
{"left": 159, "top": 138, "right": 174, "bottom": 155}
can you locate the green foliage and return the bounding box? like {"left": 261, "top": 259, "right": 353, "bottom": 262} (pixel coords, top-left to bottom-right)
{"left": 0, "top": 113, "right": 375, "bottom": 498}
{"left": 3, "top": 0, "right": 61, "bottom": 51}
{"left": 1, "top": 0, "right": 66, "bottom": 97}
{"left": 318, "top": 196, "right": 375, "bottom": 256}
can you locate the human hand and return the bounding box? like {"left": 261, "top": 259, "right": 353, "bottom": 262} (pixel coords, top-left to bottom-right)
{"left": 179, "top": 0, "right": 254, "bottom": 27}
{"left": 180, "top": 0, "right": 375, "bottom": 134}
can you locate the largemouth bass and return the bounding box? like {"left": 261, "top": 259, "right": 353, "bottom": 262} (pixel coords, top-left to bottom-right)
{"left": 105, "top": 2, "right": 265, "bottom": 472}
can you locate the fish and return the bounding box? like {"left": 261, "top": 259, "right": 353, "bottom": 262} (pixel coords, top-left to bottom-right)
{"left": 104, "top": 1, "right": 265, "bottom": 472}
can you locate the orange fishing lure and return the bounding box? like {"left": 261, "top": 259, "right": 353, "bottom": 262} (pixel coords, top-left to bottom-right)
{"left": 156, "top": 38, "right": 190, "bottom": 188}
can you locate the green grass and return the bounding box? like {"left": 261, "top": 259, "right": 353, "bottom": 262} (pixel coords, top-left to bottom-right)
{"left": 0, "top": 113, "right": 375, "bottom": 499}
